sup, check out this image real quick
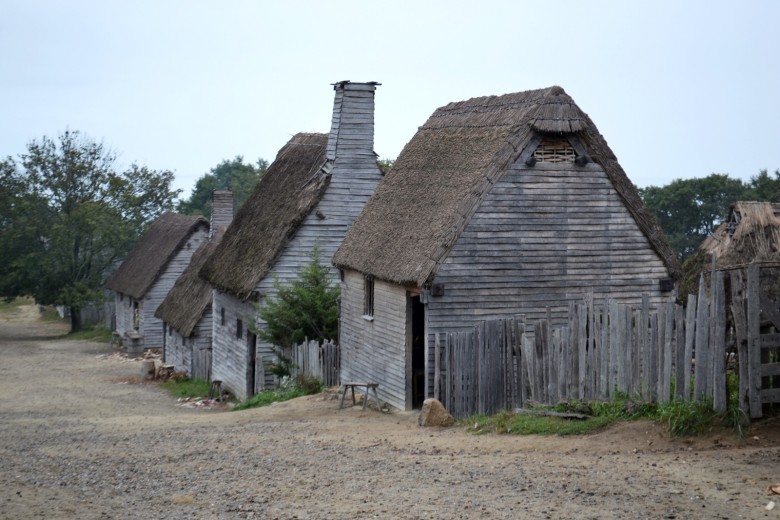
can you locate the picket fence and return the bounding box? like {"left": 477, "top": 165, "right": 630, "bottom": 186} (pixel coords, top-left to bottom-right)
{"left": 434, "top": 264, "right": 780, "bottom": 420}
{"left": 283, "top": 339, "right": 340, "bottom": 387}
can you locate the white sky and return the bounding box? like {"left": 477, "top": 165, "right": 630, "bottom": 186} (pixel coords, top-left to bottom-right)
{"left": 1, "top": 1, "right": 778, "bottom": 200}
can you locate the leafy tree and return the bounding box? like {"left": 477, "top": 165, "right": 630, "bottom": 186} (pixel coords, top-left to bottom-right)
{"left": 250, "top": 246, "right": 340, "bottom": 376}
{"left": 1, "top": 130, "right": 180, "bottom": 330}
{"left": 741, "top": 168, "right": 780, "bottom": 202}
{"left": 177, "top": 156, "right": 268, "bottom": 218}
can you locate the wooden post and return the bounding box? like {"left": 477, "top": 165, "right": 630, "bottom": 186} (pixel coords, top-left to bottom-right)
{"left": 434, "top": 334, "right": 441, "bottom": 401}
{"left": 578, "top": 301, "right": 588, "bottom": 400}
{"left": 648, "top": 312, "right": 658, "bottom": 402}
{"left": 747, "top": 263, "right": 763, "bottom": 418}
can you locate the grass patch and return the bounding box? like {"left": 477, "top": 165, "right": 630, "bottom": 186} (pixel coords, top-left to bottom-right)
{"left": 465, "top": 410, "right": 616, "bottom": 436}
{"left": 160, "top": 378, "right": 212, "bottom": 399}
{"left": 40, "top": 307, "right": 63, "bottom": 322}
{"left": 66, "top": 325, "right": 113, "bottom": 343}
{"left": 233, "top": 374, "right": 324, "bottom": 411}
{"left": 0, "top": 296, "right": 35, "bottom": 311}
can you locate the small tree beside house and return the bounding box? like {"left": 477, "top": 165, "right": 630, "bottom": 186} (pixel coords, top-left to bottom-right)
{"left": 251, "top": 246, "right": 339, "bottom": 379}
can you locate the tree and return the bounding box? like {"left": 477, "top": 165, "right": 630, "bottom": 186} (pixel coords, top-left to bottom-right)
{"left": 177, "top": 156, "right": 268, "bottom": 218}
{"left": 1, "top": 130, "right": 180, "bottom": 330}
{"left": 377, "top": 157, "right": 395, "bottom": 174}
{"left": 251, "top": 246, "right": 340, "bottom": 376}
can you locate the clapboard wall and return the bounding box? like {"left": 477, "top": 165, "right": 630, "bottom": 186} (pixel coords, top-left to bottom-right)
{"left": 211, "top": 290, "right": 258, "bottom": 401}
{"left": 427, "top": 160, "right": 674, "bottom": 335}
{"left": 164, "top": 307, "right": 213, "bottom": 378}
{"left": 339, "top": 270, "right": 410, "bottom": 410}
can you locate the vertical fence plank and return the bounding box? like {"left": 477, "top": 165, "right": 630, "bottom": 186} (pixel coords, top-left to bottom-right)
{"left": 747, "top": 263, "right": 763, "bottom": 418}
{"left": 712, "top": 269, "right": 727, "bottom": 413}
{"left": 730, "top": 270, "right": 750, "bottom": 417}
{"left": 674, "top": 304, "right": 685, "bottom": 400}
{"left": 600, "top": 301, "right": 610, "bottom": 399}
{"left": 683, "top": 293, "right": 696, "bottom": 401}
{"left": 660, "top": 303, "right": 674, "bottom": 404}
{"left": 640, "top": 294, "right": 651, "bottom": 400}
{"left": 694, "top": 274, "right": 710, "bottom": 402}
{"left": 648, "top": 312, "right": 658, "bottom": 402}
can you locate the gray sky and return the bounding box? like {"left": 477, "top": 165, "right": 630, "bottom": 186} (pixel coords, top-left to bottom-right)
{"left": 2, "top": 1, "right": 778, "bottom": 200}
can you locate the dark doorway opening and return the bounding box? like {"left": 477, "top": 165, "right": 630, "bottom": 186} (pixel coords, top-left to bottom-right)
{"left": 411, "top": 295, "right": 426, "bottom": 408}
{"left": 246, "top": 332, "right": 257, "bottom": 398}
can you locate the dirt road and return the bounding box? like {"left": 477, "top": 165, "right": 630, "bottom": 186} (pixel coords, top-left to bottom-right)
{"left": 0, "top": 305, "right": 778, "bottom": 519}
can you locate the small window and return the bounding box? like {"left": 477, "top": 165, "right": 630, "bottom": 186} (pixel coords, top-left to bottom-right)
{"left": 220, "top": 307, "right": 225, "bottom": 326}
{"left": 236, "top": 318, "right": 243, "bottom": 340}
{"left": 120, "top": 293, "right": 124, "bottom": 302}
{"left": 363, "top": 275, "right": 374, "bottom": 318}
{"left": 168, "top": 324, "right": 172, "bottom": 337}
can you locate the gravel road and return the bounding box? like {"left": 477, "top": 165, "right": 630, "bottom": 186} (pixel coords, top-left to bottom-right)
{"left": 1, "top": 304, "right": 778, "bottom": 519}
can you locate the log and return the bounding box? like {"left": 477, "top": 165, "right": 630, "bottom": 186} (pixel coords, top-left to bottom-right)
{"left": 514, "top": 408, "right": 591, "bottom": 420}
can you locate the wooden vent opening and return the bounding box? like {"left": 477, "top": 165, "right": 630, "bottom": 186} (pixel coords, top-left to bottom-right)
{"left": 534, "top": 138, "right": 576, "bottom": 163}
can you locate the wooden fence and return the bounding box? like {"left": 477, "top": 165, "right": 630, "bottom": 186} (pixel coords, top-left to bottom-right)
{"left": 434, "top": 264, "right": 780, "bottom": 420}
{"left": 284, "top": 339, "right": 340, "bottom": 387}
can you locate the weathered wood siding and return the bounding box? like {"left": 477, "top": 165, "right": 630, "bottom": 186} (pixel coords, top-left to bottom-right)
{"left": 428, "top": 161, "right": 674, "bottom": 336}
{"left": 138, "top": 228, "right": 208, "bottom": 349}
{"left": 113, "top": 292, "right": 134, "bottom": 338}
{"left": 339, "top": 270, "right": 410, "bottom": 410}
{"left": 210, "top": 290, "right": 258, "bottom": 401}
{"left": 164, "top": 307, "right": 212, "bottom": 379}
{"left": 250, "top": 82, "right": 381, "bottom": 389}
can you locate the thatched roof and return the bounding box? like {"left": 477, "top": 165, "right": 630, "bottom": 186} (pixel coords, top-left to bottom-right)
{"left": 682, "top": 202, "right": 780, "bottom": 299}
{"left": 154, "top": 239, "right": 218, "bottom": 337}
{"left": 199, "top": 133, "right": 329, "bottom": 299}
{"left": 333, "top": 86, "right": 680, "bottom": 286}
{"left": 105, "top": 212, "right": 209, "bottom": 299}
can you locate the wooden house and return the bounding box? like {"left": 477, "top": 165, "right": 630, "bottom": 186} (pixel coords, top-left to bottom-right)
{"left": 332, "top": 86, "right": 681, "bottom": 411}
{"left": 199, "top": 81, "right": 383, "bottom": 401}
{"left": 105, "top": 212, "right": 209, "bottom": 356}
{"left": 155, "top": 191, "right": 234, "bottom": 379}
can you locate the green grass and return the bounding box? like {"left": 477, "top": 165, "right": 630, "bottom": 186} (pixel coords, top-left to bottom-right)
{"left": 464, "top": 387, "right": 751, "bottom": 438}
{"left": 0, "top": 296, "right": 35, "bottom": 311}
{"left": 160, "top": 378, "right": 212, "bottom": 399}
{"left": 233, "top": 375, "right": 325, "bottom": 411}
{"left": 66, "top": 325, "right": 113, "bottom": 343}
{"left": 40, "top": 307, "right": 63, "bottom": 322}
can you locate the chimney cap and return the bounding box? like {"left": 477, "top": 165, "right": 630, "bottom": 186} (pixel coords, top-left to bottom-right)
{"left": 331, "top": 80, "right": 381, "bottom": 90}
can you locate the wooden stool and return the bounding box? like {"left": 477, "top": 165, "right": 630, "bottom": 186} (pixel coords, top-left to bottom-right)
{"left": 339, "top": 382, "right": 381, "bottom": 410}
{"left": 208, "top": 380, "right": 223, "bottom": 402}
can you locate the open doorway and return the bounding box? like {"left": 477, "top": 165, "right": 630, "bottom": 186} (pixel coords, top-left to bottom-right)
{"left": 410, "top": 295, "right": 426, "bottom": 408}
{"left": 246, "top": 332, "right": 257, "bottom": 398}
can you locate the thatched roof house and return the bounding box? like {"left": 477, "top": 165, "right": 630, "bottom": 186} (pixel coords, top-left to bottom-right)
{"left": 105, "top": 211, "right": 209, "bottom": 354}
{"left": 200, "top": 133, "right": 329, "bottom": 299}
{"left": 684, "top": 201, "right": 780, "bottom": 298}
{"left": 334, "top": 86, "right": 679, "bottom": 285}
{"left": 106, "top": 212, "right": 209, "bottom": 299}
{"left": 200, "top": 81, "right": 384, "bottom": 400}
{"left": 333, "top": 85, "right": 681, "bottom": 410}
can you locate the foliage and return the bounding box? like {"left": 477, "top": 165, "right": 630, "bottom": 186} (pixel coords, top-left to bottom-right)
{"left": 464, "top": 389, "right": 749, "bottom": 438}
{"left": 160, "top": 377, "right": 212, "bottom": 399}
{"left": 0, "top": 296, "right": 35, "bottom": 312}
{"left": 251, "top": 245, "right": 340, "bottom": 376}
{"left": 639, "top": 169, "right": 780, "bottom": 261}
{"left": 65, "top": 325, "right": 113, "bottom": 343}
{"left": 177, "top": 156, "right": 268, "bottom": 218}
{"left": 232, "top": 375, "right": 323, "bottom": 411}
{"left": 655, "top": 399, "right": 718, "bottom": 437}
{"left": 377, "top": 158, "right": 395, "bottom": 174}
{"left": 0, "top": 130, "right": 180, "bottom": 331}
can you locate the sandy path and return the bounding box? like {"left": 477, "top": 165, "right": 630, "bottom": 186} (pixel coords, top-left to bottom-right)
{"left": 0, "top": 304, "right": 777, "bottom": 519}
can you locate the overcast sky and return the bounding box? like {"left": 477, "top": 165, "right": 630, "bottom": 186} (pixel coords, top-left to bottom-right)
{"left": 2, "top": 1, "right": 778, "bottom": 200}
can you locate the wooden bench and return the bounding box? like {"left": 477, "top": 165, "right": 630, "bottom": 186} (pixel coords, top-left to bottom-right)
{"left": 339, "top": 382, "right": 381, "bottom": 410}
